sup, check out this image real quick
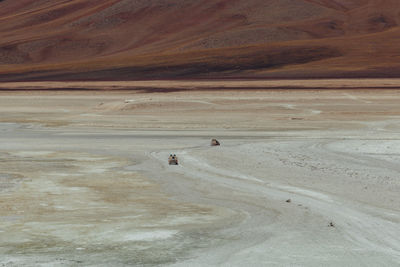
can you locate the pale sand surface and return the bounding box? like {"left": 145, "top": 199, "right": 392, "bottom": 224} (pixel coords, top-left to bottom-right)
{"left": 0, "top": 85, "right": 400, "bottom": 266}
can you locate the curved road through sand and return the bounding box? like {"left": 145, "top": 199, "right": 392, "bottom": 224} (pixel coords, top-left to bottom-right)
{"left": 149, "top": 136, "right": 400, "bottom": 266}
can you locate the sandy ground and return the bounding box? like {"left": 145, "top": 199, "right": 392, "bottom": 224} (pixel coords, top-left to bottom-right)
{"left": 0, "top": 85, "right": 400, "bottom": 266}
{"left": 1, "top": 79, "right": 400, "bottom": 91}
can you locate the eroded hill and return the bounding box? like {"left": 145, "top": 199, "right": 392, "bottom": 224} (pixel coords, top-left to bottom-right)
{"left": 1, "top": 0, "right": 400, "bottom": 80}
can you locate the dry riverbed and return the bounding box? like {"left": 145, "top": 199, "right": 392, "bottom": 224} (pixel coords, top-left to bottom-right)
{"left": 0, "top": 85, "right": 400, "bottom": 266}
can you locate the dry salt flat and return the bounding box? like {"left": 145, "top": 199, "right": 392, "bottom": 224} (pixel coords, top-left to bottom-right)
{"left": 0, "top": 87, "right": 400, "bottom": 266}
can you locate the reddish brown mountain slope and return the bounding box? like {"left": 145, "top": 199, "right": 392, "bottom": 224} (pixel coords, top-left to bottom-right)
{"left": 0, "top": 0, "right": 400, "bottom": 81}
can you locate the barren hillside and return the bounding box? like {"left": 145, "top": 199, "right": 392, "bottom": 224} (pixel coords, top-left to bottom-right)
{"left": 1, "top": 0, "right": 400, "bottom": 81}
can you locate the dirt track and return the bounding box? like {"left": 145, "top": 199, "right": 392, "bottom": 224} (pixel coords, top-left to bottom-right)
{"left": 1, "top": 85, "right": 400, "bottom": 266}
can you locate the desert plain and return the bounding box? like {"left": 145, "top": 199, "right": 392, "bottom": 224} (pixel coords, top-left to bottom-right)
{"left": 0, "top": 80, "right": 400, "bottom": 266}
